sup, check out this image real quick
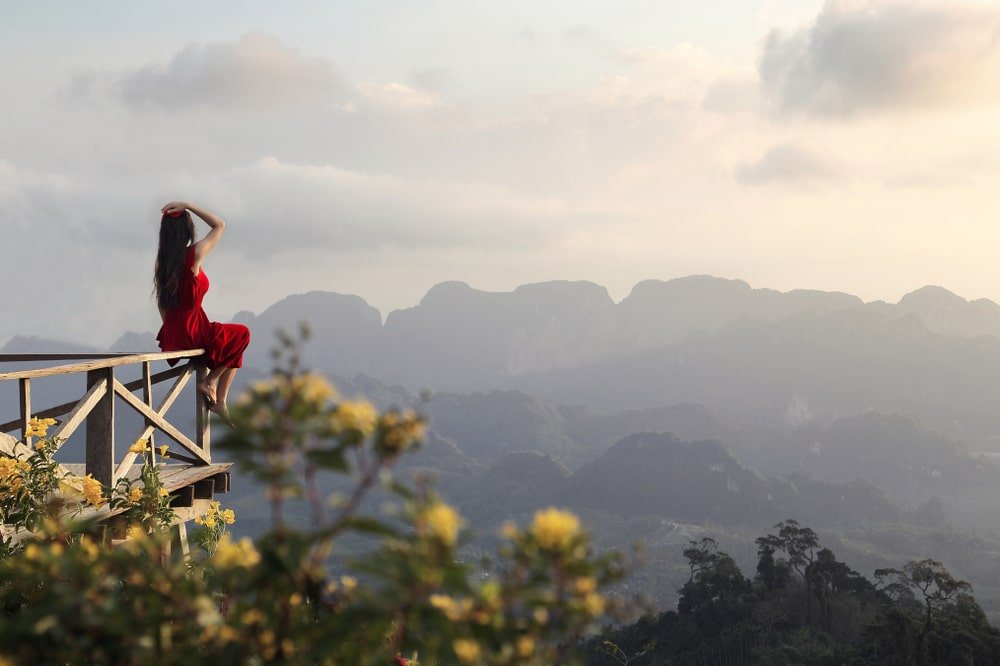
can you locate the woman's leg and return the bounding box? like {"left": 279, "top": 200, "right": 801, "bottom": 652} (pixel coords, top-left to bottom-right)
{"left": 214, "top": 367, "right": 238, "bottom": 411}
{"left": 199, "top": 365, "right": 226, "bottom": 404}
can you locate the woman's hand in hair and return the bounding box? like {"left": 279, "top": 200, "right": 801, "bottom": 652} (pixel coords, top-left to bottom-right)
{"left": 161, "top": 201, "right": 190, "bottom": 215}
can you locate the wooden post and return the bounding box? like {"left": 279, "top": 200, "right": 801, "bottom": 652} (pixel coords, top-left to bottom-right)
{"left": 18, "top": 378, "right": 30, "bottom": 447}
{"left": 142, "top": 361, "right": 155, "bottom": 454}
{"left": 85, "top": 368, "right": 114, "bottom": 488}
{"left": 177, "top": 522, "right": 190, "bottom": 561}
{"left": 196, "top": 363, "right": 211, "bottom": 463}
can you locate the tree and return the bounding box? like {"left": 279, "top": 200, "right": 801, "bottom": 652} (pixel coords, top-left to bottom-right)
{"left": 875, "top": 559, "right": 973, "bottom": 666}
{"left": 755, "top": 519, "right": 819, "bottom": 625}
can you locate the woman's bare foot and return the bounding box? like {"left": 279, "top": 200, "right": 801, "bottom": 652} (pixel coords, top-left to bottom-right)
{"left": 197, "top": 381, "right": 217, "bottom": 405}
{"left": 209, "top": 401, "right": 232, "bottom": 426}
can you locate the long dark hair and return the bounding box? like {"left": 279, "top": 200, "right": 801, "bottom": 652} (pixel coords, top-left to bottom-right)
{"left": 154, "top": 211, "right": 195, "bottom": 311}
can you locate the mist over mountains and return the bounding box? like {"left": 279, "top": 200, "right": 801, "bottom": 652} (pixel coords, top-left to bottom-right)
{"left": 25, "top": 274, "right": 992, "bottom": 454}
{"left": 7, "top": 274, "right": 1000, "bottom": 621}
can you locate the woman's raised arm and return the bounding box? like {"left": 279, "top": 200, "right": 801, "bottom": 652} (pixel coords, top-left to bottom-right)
{"left": 161, "top": 201, "right": 226, "bottom": 266}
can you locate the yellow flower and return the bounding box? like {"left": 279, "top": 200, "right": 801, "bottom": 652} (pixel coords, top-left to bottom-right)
{"left": 294, "top": 373, "right": 337, "bottom": 405}
{"left": 221, "top": 509, "right": 236, "bottom": 525}
{"left": 128, "top": 438, "right": 149, "bottom": 454}
{"left": 480, "top": 581, "right": 501, "bottom": 606}
{"left": 0, "top": 457, "right": 16, "bottom": 479}
{"left": 516, "top": 636, "right": 535, "bottom": 658}
{"left": 453, "top": 639, "right": 481, "bottom": 664}
{"left": 573, "top": 576, "right": 597, "bottom": 595}
{"left": 422, "top": 502, "right": 464, "bottom": 547}
{"left": 217, "top": 625, "right": 238, "bottom": 643}
{"left": 530, "top": 507, "right": 580, "bottom": 550}
{"left": 340, "top": 575, "right": 357, "bottom": 592}
{"left": 429, "top": 593, "right": 454, "bottom": 611}
{"left": 335, "top": 400, "right": 377, "bottom": 435}
{"left": 58, "top": 476, "right": 84, "bottom": 500}
{"left": 0, "top": 457, "right": 24, "bottom": 492}
{"left": 533, "top": 607, "right": 549, "bottom": 625}
{"left": 80, "top": 537, "right": 99, "bottom": 561}
{"left": 194, "top": 516, "right": 204, "bottom": 526}
{"left": 241, "top": 609, "right": 265, "bottom": 626}
{"left": 212, "top": 534, "right": 260, "bottom": 568}
{"left": 583, "top": 591, "right": 606, "bottom": 616}
{"left": 204, "top": 515, "right": 217, "bottom": 529}
{"left": 25, "top": 416, "right": 57, "bottom": 439}
{"left": 82, "top": 475, "right": 104, "bottom": 507}
{"left": 429, "top": 594, "right": 472, "bottom": 621}
{"left": 159, "top": 488, "right": 169, "bottom": 498}
{"left": 501, "top": 520, "right": 520, "bottom": 540}
{"left": 129, "top": 487, "right": 142, "bottom": 503}
{"left": 157, "top": 445, "right": 169, "bottom": 458}
{"left": 126, "top": 525, "right": 147, "bottom": 541}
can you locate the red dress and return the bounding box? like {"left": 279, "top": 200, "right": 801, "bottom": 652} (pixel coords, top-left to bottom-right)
{"left": 156, "top": 246, "right": 250, "bottom": 369}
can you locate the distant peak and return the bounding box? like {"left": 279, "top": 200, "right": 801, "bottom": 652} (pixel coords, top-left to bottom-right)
{"left": 899, "top": 285, "right": 965, "bottom": 307}
{"left": 626, "top": 275, "right": 752, "bottom": 299}
{"left": 419, "top": 281, "right": 475, "bottom": 306}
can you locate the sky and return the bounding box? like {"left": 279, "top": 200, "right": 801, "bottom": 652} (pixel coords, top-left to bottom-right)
{"left": 3, "top": 0, "right": 1000, "bottom": 347}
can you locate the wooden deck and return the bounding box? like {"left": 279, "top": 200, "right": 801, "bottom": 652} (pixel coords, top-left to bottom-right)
{"left": 1, "top": 351, "right": 235, "bottom": 545}
{"left": 63, "top": 462, "right": 232, "bottom": 511}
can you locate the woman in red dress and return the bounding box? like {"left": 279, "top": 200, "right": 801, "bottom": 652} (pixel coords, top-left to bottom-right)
{"left": 154, "top": 201, "right": 250, "bottom": 419}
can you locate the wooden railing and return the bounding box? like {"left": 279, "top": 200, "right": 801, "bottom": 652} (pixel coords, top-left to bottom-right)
{"left": 0, "top": 351, "right": 211, "bottom": 488}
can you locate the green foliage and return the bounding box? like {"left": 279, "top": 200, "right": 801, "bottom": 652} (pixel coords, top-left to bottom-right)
{"left": 0, "top": 332, "right": 626, "bottom": 664}
{"left": 587, "top": 522, "right": 1000, "bottom": 665}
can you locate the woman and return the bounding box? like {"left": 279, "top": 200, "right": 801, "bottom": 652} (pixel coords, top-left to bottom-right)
{"left": 154, "top": 201, "right": 250, "bottom": 420}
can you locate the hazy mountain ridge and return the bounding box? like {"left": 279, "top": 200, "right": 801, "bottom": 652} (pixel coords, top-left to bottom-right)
{"left": 42, "top": 275, "right": 1000, "bottom": 386}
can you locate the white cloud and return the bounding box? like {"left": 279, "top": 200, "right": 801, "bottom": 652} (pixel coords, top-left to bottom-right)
{"left": 736, "top": 143, "right": 841, "bottom": 184}
{"left": 354, "top": 82, "right": 445, "bottom": 111}
{"left": 117, "top": 33, "right": 346, "bottom": 111}
{"left": 760, "top": 0, "right": 1000, "bottom": 117}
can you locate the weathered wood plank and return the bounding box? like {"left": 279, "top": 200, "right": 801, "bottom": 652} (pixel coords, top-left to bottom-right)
{"left": 142, "top": 361, "right": 155, "bottom": 452}
{"left": 85, "top": 369, "right": 115, "bottom": 488}
{"left": 0, "top": 350, "right": 204, "bottom": 381}
{"left": 63, "top": 463, "right": 231, "bottom": 492}
{"left": 114, "top": 365, "right": 193, "bottom": 479}
{"left": 176, "top": 521, "right": 190, "bottom": 560}
{"left": 170, "top": 484, "right": 195, "bottom": 508}
{"left": 49, "top": 377, "right": 108, "bottom": 450}
{"left": 0, "top": 364, "right": 188, "bottom": 434}
{"left": 193, "top": 478, "right": 215, "bottom": 500}
{"left": 157, "top": 464, "right": 233, "bottom": 492}
{"left": 0, "top": 353, "right": 139, "bottom": 362}
{"left": 112, "top": 379, "right": 210, "bottom": 465}
{"left": 196, "top": 364, "right": 210, "bottom": 460}
{"left": 210, "top": 472, "right": 230, "bottom": 493}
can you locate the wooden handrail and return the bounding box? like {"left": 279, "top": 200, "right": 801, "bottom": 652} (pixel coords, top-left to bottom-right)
{"left": 0, "top": 365, "right": 188, "bottom": 433}
{"left": 0, "top": 350, "right": 211, "bottom": 488}
{"left": 0, "top": 350, "right": 204, "bottom": 381}
{"left": 0, "top": 353, "right": 155, "bottom": 362}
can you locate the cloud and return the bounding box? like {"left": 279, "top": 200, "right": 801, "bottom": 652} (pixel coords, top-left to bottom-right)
{"left": 760, "top": 0, "right": 1000, "bottom": 117}
{"left": 0, "top": 155, "right": 597, "bottom": 260}
{"left": 408, "top": 67, "right": 453, "bottom": 92}
{"left": 118, "top": 33, "right": 346, "bottom": 110}
{"left": 214, "top": 157, "right": 592, "bottom": 256}
{"left": 564, "top": 25, "right": 606, "bottom": 47}
{"left": 354, "top": 82, "right": 445, "bottom": 111}
{"left": 736, "top": 143, "right": 840, "bottom": 184}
